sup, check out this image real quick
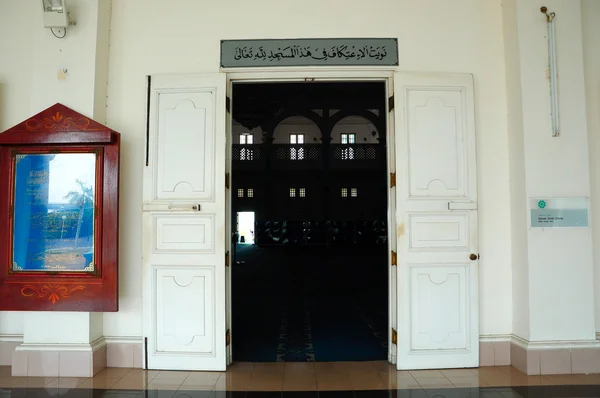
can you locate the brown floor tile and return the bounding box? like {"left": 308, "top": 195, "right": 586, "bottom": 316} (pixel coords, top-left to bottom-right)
{"left": 112, "top": 378, "right": 152, "bottom": 390}
{"left": 440, "top": 369, "right": 479, "bottom": 378}
{"left": 545, "top": 374, "right": 600, "bottom": 385}
{"left": 216, "top": 372, "right": 252, "bottom": 391}
{"left": 377, "top": 371, "right": 421, "bottom": 390}
{"left": 147, "top": 389, "right": 176, "bottom": 398}
{"left": 20, "top": 377, "right": 58, "bottom": 388}
{"left": 314, "top": 362, "right": 348, "bottom": 373}
{"left": 449, "top": 377, "right": 489, "bottom": 388}
{"left": 482, "top": 374, "right": 542, "bottom": 387}
{"left": 283, "top": 374, "right": 318, "bottom": 391}
{"left": 253, "top": 362, "right": 285, "bottom": 375}
{"left": 470, "top": 366, "right": 504, "bottom": 375}
{"left": 76, "top": 377, "right": 121, "bottom": 389}
{"left": 153, "top": 370, "right": 190, "bottom": 382}
{"left": 349, "top": 374, "right": 388, "bottom": 390}
{"left": 228, "top": 362, "right": 255, "bottom": 373}
{"left": 121, "top": 369, "right": 160, "bottom": 379}
{"left": 0, "top": 377, "right": 27, "bottom": 388}
{"left": 147, "top": 379, "right": 183, "bottom": 390}
{"left": 8, "top": 363, "right": 600, "bottom": 392}
{"left": 285, "top": 362, "right": 315, "bottom": 373}
{"left": 246, "top": 374, "right": 284, "bottom": 391}
{"left": 46, "top": 378, "right": 87, "bottom": 388}
{"left": 0, "top": 367, "right": 12, "bottom": 378}
{"left": 416, "top": 378, "right": 455, "bottom": 389}
{"left": 340, "top": 361, "right": 378, "bottom": 372}
{"left": 94, "top": 368, "right": 133, "bottom": 379}
{"left": 409, "top": 369, "right": 445, "bottom": 380}
{"left": 184, "top": 371, "right": 222, "bottom": 382}
{"left": 494, "top": 366, "right": 517, "bottom": 374}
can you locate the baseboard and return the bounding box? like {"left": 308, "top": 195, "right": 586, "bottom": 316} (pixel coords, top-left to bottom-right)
{"left": 2, "top": 333, "right": 599, "bottom": 373}
{"left": 0, "top": 335, "right": 24, "bottom": 343}
{"left": 15, "top": 337, "right": 107, "bottom": 352}
{"left": 510, "top": 335, "right": 600, "bottom": 375}
{"left": 105, "top": 336, "right": 143, "bottom": 368}
{"left": 479, "top": 335, "right": 511, "bottom": 367}
{"left": 479, "top": 334, "right": 511, "bottom": 343}
{"left": 104, "top": 336, "right": 143, "bottom": 345}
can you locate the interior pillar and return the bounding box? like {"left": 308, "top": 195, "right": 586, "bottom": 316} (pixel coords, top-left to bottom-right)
{"left": 504, "top": 0, "right": 599, "bottom": 375}
{"left": 12, "top": 0, "right": 112, "bottom": 377}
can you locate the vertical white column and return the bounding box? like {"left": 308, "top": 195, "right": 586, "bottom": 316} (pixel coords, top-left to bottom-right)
{"left": 506, "top": 0, "right": 598, "bottom": 375}
{"left": 12, "top": 0, "right": 112, "bottom": 378}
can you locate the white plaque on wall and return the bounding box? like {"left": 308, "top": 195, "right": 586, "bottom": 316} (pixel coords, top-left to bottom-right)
{"left": 530, "top": 198, "right": 589, "bottom": 228}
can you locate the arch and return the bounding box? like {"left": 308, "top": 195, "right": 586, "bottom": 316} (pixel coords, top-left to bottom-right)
{"left": 329, "top": 109, "right": 384, "bottom": 136}
{"left": 265, "top": 110, "right": 324, "bottom": 143}
{"left": 272, "top": 115, "right": 324, "bottom": 144}
{"left": 330, "top": 114, "right": 381, "bottom": 144}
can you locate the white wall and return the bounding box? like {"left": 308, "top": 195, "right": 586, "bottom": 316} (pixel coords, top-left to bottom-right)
{"left": 502, "top": 0, "right": 529, "bottom": 340}
{"left": 582, "top": 0, "right": 600, "bottom": 334}
{"left": 105, "top": 0, "right": 512, "bottom": 338}
{"left": 1, "top": 0, "right": 513, "bottom": 338}
{"left": 0, "top": 0, "right": 110, "bottom": 337}
{"left": 516, "top": 0, "right": 595, "bottom": 342}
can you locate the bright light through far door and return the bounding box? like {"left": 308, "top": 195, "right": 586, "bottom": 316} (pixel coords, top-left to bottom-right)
{"left": 237, "top": 212, "right": 255, "bottom": 245}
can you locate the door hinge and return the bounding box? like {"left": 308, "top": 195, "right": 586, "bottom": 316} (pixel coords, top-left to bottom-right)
{"left": 226, "top": 329, "right": 231, "bottom": 346}
{"left": 226, "top": 96, "right": 231, "bottom": 113}
{"left": 225, "top": 173, "right": 230, "bottom": 189}
{"left": 391, "top": 328, "right": 397, "bottom": 345}
{"left": 388, "top": 95, "right": 395, "bottom": 112}
{"left": 225, "top": 251, "right": 230, "bottom": 267}
{"left": 145, "top": 75, "right": 152, "bottom": 167}
{"left": 390, "top": 172, "right": 396, "bottom": 188}
{"left": 391, "top": 250, "right": 397, "bottom": 266}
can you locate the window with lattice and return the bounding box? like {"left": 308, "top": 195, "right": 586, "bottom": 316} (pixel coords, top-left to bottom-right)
{"left": 290, "top": 133, "right": 305, "bottom": 160}
{"left": 341, "top": 133, "right": 356, "bottom": 160}
{"left": 239, "top": 134, "right": 254, "bottom": 161}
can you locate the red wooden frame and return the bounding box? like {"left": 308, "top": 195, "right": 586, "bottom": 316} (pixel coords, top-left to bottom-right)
{"left": 0, "top": 104, "right": 120, "bottom": 311}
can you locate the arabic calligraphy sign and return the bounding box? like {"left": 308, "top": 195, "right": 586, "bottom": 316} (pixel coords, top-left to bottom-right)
{"left": 221, "top": 38, "right": 398, "bottom": 68}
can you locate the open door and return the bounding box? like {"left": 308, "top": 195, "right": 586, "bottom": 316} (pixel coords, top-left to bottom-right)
{"left": 142, "top": 74, "right": 227, "bottom": 371}
{"left": 394, "top": 72, "right": 479, "bottom": 369}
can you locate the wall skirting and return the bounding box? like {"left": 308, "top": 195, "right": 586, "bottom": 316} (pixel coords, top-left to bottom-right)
{"left": 0, "top": 334, "right": 599, "bottom": 374}
{"left": 510, "top": 335, "right": 600, "bottom": 375}
{"left": 104, "top": 336, "right": 143, "bottom": 368}
{"left": 10, "top": 337, "right": 107, "bottom": 377}
{"left": 478, "top": 334, "right": 512, "bottom": 367}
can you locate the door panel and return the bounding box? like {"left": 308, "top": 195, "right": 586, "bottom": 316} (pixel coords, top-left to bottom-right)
{"left": 395, "top": 72, "right": 478, "bottom": 370}
{"left": 143, "top": 74, "right": 227, "bottom": 371}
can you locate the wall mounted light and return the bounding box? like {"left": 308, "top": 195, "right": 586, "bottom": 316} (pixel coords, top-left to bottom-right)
{"left": 41, "top": 0, "right": 76, "bottom": 39}
{"left": 541, "top": 6, "right": 559, "bottom": 137}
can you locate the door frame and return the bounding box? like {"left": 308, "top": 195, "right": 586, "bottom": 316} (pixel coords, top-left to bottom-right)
{"left": 224, "top": 68, "right": 398, "bottom": 365}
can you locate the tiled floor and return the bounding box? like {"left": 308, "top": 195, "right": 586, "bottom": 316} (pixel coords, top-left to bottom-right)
{"left": 1, "top": 362, "right": 600, "bottom": 397}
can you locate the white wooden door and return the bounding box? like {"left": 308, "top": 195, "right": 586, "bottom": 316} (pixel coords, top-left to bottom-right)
{"left": 394, "top": 72, "right": 479, "bottom": 369}
{"left": 142, "top": 74, "right": 227, "bottom": 371}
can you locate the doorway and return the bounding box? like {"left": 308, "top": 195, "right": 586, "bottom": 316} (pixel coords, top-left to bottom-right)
{"left": 142, "top": 71, "right": 479, "bottom": 371}
{"left": 230, "top": 82, "right": 389, "bottom": 362}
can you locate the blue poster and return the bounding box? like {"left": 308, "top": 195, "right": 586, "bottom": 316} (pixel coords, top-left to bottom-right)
{"left": 12, "top": 153, "right": 97, "bottom": 272}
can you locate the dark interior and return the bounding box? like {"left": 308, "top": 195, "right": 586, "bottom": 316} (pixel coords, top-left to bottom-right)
{"left": 231, "top": 82, "right": 388, "bottom": 362}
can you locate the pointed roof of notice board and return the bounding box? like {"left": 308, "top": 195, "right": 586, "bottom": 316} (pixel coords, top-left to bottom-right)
{"left": 0, "top": 103, "right": 118, "bottom": 145}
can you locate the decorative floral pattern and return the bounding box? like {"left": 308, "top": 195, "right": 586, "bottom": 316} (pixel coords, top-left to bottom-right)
{"left": 24, "top": 112, "right": 103, "bottom": 132}
{"left": 21, "top": 284, "right": 85, "bottom": 304}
